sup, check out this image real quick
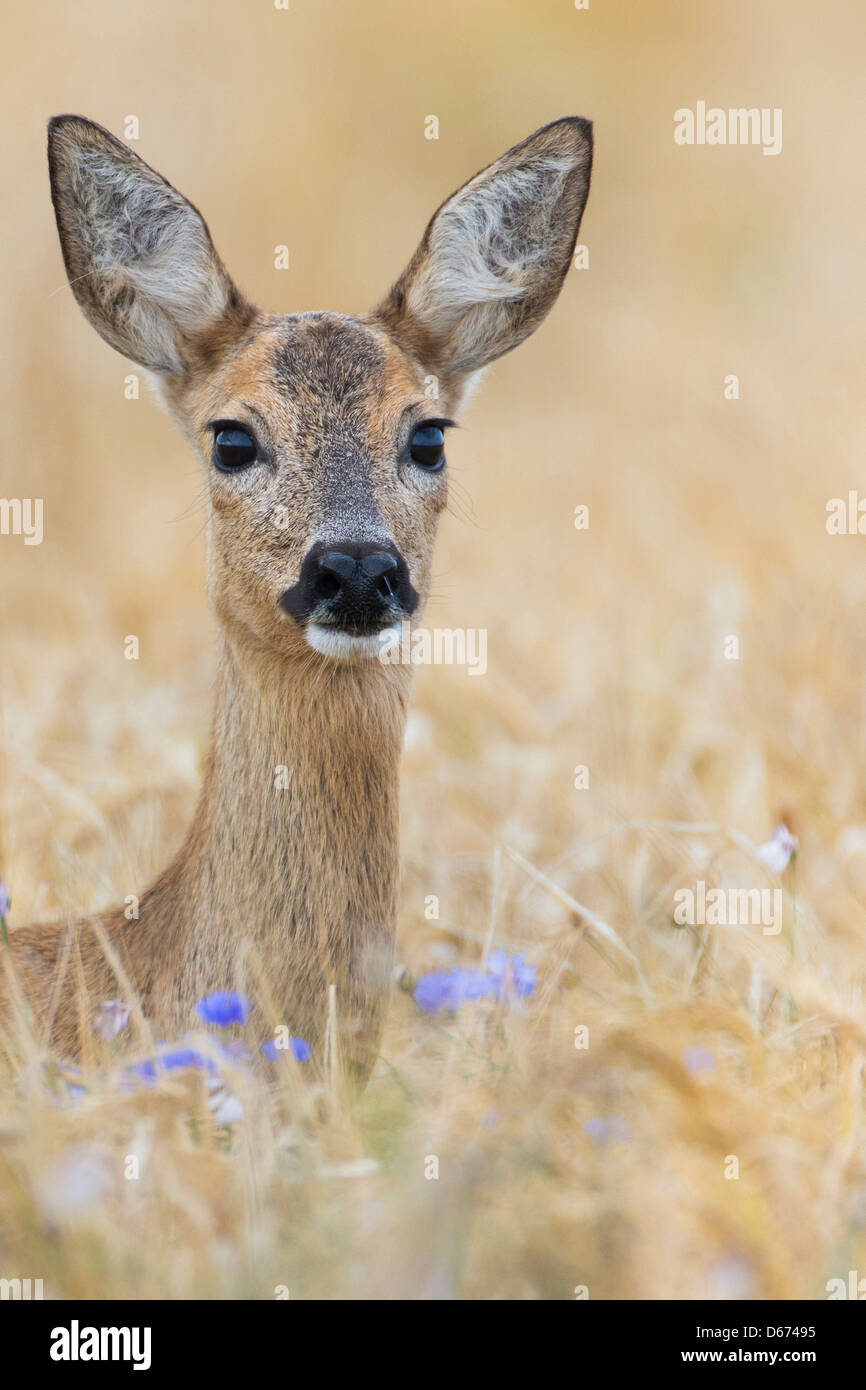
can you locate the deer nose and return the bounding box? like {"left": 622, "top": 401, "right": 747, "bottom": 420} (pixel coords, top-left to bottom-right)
{"left": 279, "top": 539, "right": 418, "bottom": 633}
{"left": 315, "top": 550, "right": 399, "bottom": 604}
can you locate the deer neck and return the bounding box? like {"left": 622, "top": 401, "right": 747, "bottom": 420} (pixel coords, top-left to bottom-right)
{"left": 156, "top": 631, "right": 412, "bottom": 1041}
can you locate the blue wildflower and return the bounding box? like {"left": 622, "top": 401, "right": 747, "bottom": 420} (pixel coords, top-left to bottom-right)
{"left": 487, "top": 949, "right": 536, "bottom": 1000}
{"left": 159, "top": 1046, "right": 214, "bottom": 1073}
{"left": 261, "top": 1036, "right": 311, "bottom": 1062}
{"left": 584, "top": 1117, "right": 608, "bottom": 1146}
{"left": 413, "top": 971, "right": 454, "bottom": 1014}
{"left": 413, "top": 967, "right": 491, "bottom": 1014}
{"left": 196, "top": 991, "right": 250, "bottom": 1027}
{"left": 128, "top": 1044, "right": 216, "bottom": 1084}
{"left": 130, "top": 1058, "right": 158, "bottom": 1083}
{"left": 451, "top": 968, "right": 492, "bottom": 1004}
{"left": 584, "top": 1115, "right": 630, "bottom": 1146}
{"left": 412, "top": 954, "right": 538, "bottom": 1016}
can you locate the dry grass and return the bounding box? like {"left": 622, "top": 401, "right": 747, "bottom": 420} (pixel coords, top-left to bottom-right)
{"left": 2, "top": 0, "right": 866, "bottom": 1299}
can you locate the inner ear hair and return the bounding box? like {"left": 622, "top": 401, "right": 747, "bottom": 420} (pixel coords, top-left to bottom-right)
{"left": 48, "top": 115, "right": 252, "bottom": 375}
{"left": 375, "top": 116, "right": 593, "bottom": 378}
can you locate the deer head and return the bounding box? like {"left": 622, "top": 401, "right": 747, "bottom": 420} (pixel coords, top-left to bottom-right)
{"left": 48, "top": 115, "right": 592, "bottom": 670}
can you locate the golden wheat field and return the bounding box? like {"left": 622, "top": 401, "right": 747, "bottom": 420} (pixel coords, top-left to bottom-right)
{"left": 2, "top": 0, "right": 866, "bottom": 1304}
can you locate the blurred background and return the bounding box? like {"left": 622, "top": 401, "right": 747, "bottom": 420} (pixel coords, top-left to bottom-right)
{"left": 2, "top": 0, "right": 866, "bottom": 1300}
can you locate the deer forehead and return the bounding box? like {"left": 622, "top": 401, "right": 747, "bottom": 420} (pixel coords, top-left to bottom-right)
{"left": 186, "top": 311, "right": 431, "bottom": 457}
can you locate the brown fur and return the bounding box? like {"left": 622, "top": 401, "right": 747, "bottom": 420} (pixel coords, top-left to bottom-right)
{"left": 1, "top": 115, "right": 592, "bottom": 1081}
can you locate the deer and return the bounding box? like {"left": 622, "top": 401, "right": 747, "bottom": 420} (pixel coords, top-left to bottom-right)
{"left": 0, "top": 114, "right": 592, "bottom": 1082}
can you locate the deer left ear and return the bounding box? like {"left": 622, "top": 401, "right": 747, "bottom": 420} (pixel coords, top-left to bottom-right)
{"left": 48, "top": 115, "right": 253, "bottom": 375}
{"left": 375, "top": 116, "right": 592, "bottom": 378}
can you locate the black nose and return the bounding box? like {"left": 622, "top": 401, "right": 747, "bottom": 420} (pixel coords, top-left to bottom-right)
{"left": 279, "top": 540, "right": 418, "bottom": 632}
{"left": 315, "top": 550, "right": 398, "bottom": 605}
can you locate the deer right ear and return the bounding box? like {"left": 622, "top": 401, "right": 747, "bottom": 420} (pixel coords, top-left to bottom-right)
{"left": 48, "top": 115, "right": 253, "bottom": 375}
{"left": 375, "top": 116, "right": 592, "bottom": 379}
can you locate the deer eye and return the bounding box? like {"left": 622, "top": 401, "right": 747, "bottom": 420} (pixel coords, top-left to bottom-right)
{"left": 212, "top": 424, "right": 257, "bottom": 471}
{"left": 409, "top": 423, "right": 446, "bottom": 471}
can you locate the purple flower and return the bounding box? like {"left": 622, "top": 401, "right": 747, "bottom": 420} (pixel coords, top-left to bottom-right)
{"left": 129, "top": 1058, "right": 158, "bottom": 1083}
{"left": 93, "top": 1000, "right": 131, "bottom": 1042}
{"left": 413, "top": 971, "right": 455, "bottom": 1014}
{"left": 584, "top": 1117, "right": 608, "bottom": 1146}
{"left": 159, "top": 1046, "right": 213, "bottom": 1073}
{"left": 451, "top": 968, "right": 492, "bottom": 1004}
{"left": 755, "top": 824, "right": 798, "bottom": 875}
{"left": 413, "top": 954, "right": 539, "bottom": 1015}
{"left": 487, "top": 950, "right": 536, "bottom": 1000}
{"left": 683, "top": 1045, "right": 715, "bottom": 1075}
{"left": 129, "top": 1044, "right": 216, "bottom": 1083}
{"left": 196, "top": 991, "right": 250, "bottom": 1027}
{"left": 584, "top": 1116, "right": 630, "bottom": 1146}
{"left": 261, "top": 1036, "right": 311, "bottom": 1062}
{"left": 413, "top": 968, "right": 491, "bottom": 1014}
{"left": 0, "top": 877, "right": 9, "bottom": 919}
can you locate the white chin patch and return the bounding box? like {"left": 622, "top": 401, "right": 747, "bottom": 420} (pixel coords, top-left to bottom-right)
{"left": 305, "top": 623, "right": 399, "bottom": 661}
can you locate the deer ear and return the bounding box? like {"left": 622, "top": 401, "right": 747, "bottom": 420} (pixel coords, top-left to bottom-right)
{"left": 48, "top": 115, "right": 253, "bottom": 375}
{"left": 375, "top": 117, "right": 592, "bottom": 377}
